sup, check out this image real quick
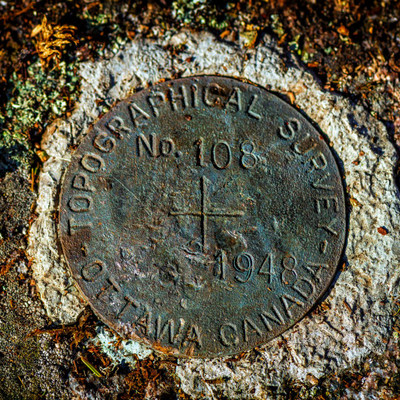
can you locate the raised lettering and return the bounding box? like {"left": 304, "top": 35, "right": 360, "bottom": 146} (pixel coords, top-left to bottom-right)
{"left": 136, "top": 308, "right": 152, "bottom": 336}
{"left": 72, "top": 173, "right": 94, "bottom": 192}
{"left": 225, "top": 87, "right": 242, "bottom": 112}
{"left": 258, "top": 252, "right": 273, "bottom": 285}
{"left": 240, "top": 140, "right": 258, "bottom": 169}
{"left": 282, "top": 269, "right": 298, "bottom": 286}
{"left": 220, "top": 323, "right": 239, "bottom": 346}
{"left": 292, "top": 278, "right": 315, "bottom": 300}
{"left": 106, "top": 115, "right": 130, "bottom": 138}
{"left": 318, "top": 217, "right": 339, "bottom": 236}
{"left": 243, "top": 317, "right": 262, "bottom": 342}
{"left": 319, "top": 240, "right": 328, "bottom": 253}
{"left": 310, "top": 153, "right": 327, "bottom": 171}
{"left": 68, "top": 217, "right": 92, "bottom": 235}
{"left": 81, "top": 153, "right": 104, "bottom": 173}
{"left": 94, "top": 132, "right": 116, "bottom": 153}
{"left": 293, "top": 134, "right": 317, "bottom": 155}
{"left": 233, "top": 253, "right": 254, "bottom": 283}
{"left": 312, "top": 173, "right": 334, "bottom": 190}
{"left": 96, "top": 277, "right": 121, "bottom": 300}
{"left": 211, "top": 140, "right": 232, "bottom": 169}
{"left": 68, "top": 195, "right": 92, "bottom": 213}
{"left": 129, "top": 102, "right": 150, "bottom": 127}
{"left": 117, "top": 295, "right": 139, "bottom": 319}
{"left": 282, "top": 254, "right": 297, "bottom": 269}
{"left": 315, "top": 196, "right": 339, "bottom": 213}
{"left": 204, "top": 83, "right": 226, "bottom": 106}
{"left": 302, "top": 262, "right": 328, "bottom": 282}
{"left": 281, "top": 254, "right": 297, "bottom": 286}
{"left": 81, "top": 260, "right": 105, "bottom": 282}
{"left": 183, "top": 324, "right": 202, "bottom": 348}
{"left": 194, "top": 137, "right": 206, "bottom": 167}
{"left": 169, "top": 86, "right": 188, "bottom": 111}
{"left": 281, "top": 294, "right": 304, "bottom": 318}
{"left": 278, "top": 119, "right": 300, "bottom": 140}
{"left": 148, "top": 92, "right": 165, "bottom": 117}
{"left": 260, "top": 305, "right": 285, "bottom": 331}
{"left": 156, "top": 316, "right": 176, "bottom": 343}
{"left": 137, "top": 133, "right": 158, "bottom": 157}
{"left": 247, "top": 94, "right": 262, "bottom": 120}
{"left": 159, "top": 138, "right": 175, "bottom": 157}
{"left": 214, "top": 249, "right": 227, "bottom": 280}
{"left": 175, "top": 318, "right": 186, "bottom": 343}
{"left": 191, "top": 84, "right": 200, "bottom": 108}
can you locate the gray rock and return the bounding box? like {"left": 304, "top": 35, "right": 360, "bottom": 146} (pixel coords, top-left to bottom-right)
{"left": 28, "top": 31, "right": 400, "bottom": 398}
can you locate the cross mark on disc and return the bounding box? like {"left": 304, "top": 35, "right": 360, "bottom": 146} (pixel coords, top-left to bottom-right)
{"left": 170, "top": 176, "right": 244, "bottom": 252}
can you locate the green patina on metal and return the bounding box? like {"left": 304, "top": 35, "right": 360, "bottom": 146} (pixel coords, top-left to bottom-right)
{"left": 59, "top": 76, "right": 346, "bottom": 358}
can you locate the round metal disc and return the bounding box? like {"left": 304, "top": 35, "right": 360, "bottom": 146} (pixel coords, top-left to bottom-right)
{"left": 59, "top": 76, "right": 346, "bottom": 357}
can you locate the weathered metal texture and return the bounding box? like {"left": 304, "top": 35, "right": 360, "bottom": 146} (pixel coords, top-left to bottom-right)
{"left": 59, "top": 76, "right": 346, "bottom": 358}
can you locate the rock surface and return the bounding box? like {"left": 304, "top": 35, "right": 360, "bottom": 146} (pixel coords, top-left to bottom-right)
{"left": 28, "top": 31, "right": 400, "bottom": 398}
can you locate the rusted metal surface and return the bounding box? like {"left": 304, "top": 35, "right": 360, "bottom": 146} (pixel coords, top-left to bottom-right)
{"left": 58, "top": 76, "right": 346, "bottom": 358}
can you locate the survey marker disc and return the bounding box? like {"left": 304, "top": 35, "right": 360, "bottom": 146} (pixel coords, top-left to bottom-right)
{"left": 59, "top": 76, "right": 346, "bottom": 357}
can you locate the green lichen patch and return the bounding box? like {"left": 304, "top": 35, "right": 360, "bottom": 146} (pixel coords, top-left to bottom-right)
{"left": 1, "top": 60, "right": 80, "bottom": 173}
{"left": 172, "top": 0, "right": 230, "bottom": 30}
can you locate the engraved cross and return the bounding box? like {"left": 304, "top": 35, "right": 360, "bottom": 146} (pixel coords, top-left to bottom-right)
{"left": 170, "top": 176, "right": 244, "bottom": 252}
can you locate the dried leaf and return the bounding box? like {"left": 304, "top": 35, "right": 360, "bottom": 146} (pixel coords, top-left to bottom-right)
{"left": 31, "top": 15, "right": 78, "bottom": 68}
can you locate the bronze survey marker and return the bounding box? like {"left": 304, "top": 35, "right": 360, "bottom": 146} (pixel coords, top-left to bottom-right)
{"left": 59, "top": 76, "right": 346, "bottom": 357}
